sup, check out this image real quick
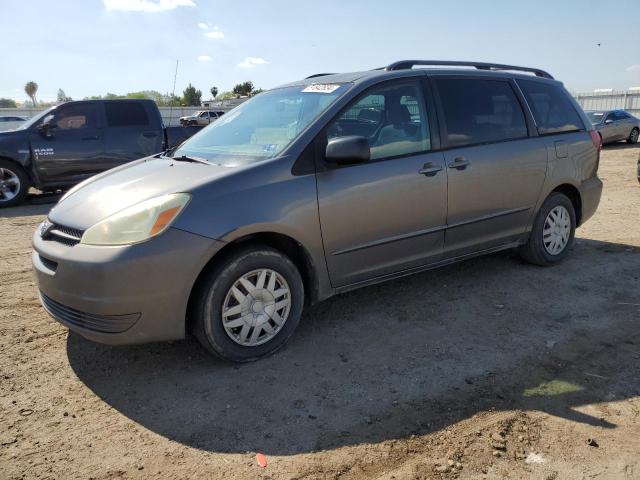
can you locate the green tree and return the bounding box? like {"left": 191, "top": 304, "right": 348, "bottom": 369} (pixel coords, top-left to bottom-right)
{"left": 182, "top": 83, "right": 202, "bottom": 106}
{"left": 216, "top": 91, "right": 235, "bottom": 101}
{"left": 232, "top": 81, "right": 254, "bottom": 97}
{"left": 25, "top": 81, "right": 38, "bottom": 106}
{"left": 56, "top": 89, "right": 72, "bottom": 103}
{"left": 210, "top": 86, "right": 218, "bottom": 99}
{"left": 0, "top": 98, "right": 17, "bottom": 108}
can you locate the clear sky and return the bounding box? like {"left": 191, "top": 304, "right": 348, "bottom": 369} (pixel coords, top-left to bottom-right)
{"left": 2, "top": 0, "right": 639, "bottom": 102}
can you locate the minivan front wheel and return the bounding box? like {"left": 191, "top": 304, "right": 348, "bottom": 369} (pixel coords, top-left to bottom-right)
{"left": 193, "top": 246, "right": 304, "bottom": 362}
{"left": 519, "top": 192, "right": 576, "bottom": 266}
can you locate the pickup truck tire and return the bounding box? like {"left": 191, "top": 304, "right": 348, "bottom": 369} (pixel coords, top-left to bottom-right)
{"left": 519, "top": 192, "right": 576, "bottom": 266}
{"left": 192, "top": 246, "right": 304, "bottom": 362}
{"left": 0, "top": 159, "right": 30, "bottom": 208}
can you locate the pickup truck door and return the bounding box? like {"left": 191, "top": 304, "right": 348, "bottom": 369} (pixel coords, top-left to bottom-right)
{"left": 29, "top": 102, "right": 105, "bottom": 185}
{"left": 101, "top": 101, "right": 164, "bottom": 168}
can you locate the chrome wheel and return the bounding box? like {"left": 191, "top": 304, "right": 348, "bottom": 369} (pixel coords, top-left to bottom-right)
{"left": 543, "top": 205, "right": 571, "bottom": 255}
{"left": 0, "top": 168, "right": 20, "bottom": 202}
{"left": 630, "top": 128, "right": 639, "bottom": 143}
{"left": 221, "top": 268, "right": 291, "bottom": 346}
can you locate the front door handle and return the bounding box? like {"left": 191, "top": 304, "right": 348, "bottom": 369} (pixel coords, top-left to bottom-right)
{"left": 143, "top": 132, "right": 159, "bottom": 138}
{"left": 81, "top": 135, "right": 99, "bottom": 141}
{"left": 418, "top": 162, "right": 443, "bottom": 177}
{"left": 448, "top": 157, "right": 470, "bottom": 170}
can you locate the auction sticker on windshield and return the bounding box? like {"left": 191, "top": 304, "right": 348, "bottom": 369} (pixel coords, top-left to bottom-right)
{"left": 302, "top": 84, "right": 341, "bottom": 94}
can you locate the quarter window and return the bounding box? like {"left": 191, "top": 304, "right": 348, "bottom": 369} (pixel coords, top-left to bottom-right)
{"left": 517, "top": 79, "right": 583, "bottom": 135}
{"left": 327, "top": 82, "right": 430, "bottom": 160}
{"left": 105, "top": 102, "right": 150, "bottom": 127}
{"left": 435, "top": 79, "right": 527, "bottom": 148}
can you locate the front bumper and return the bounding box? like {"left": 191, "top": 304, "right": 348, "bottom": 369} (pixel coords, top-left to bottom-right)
{"left": 32, "top": 226, "right": 224, "bottom": 345}
{"left": 578, "top": 176, "right": 603, "bottom": 226}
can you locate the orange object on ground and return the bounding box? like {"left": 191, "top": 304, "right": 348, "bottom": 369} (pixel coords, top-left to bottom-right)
{"left": 256, "top": 453, "right": 268, "bottom": 468}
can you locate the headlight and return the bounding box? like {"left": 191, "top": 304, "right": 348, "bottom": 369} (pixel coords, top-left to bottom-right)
{"left": 81, "top": 193, "right": 190, "bottom": 246}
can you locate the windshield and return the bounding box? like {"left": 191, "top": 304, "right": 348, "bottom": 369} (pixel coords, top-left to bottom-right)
{"left": 173, "top": 84, "right": 348, "bottom": 165}
{"left": 16, "top": 106, "right": 55, "bottom": 130}
{"left": 586, "top": 111, "right": 605, "bottom": 125}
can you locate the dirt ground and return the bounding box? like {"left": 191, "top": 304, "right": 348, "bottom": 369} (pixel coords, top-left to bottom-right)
{"left": 1, "top": 145, "right": 639, "bottom": 480}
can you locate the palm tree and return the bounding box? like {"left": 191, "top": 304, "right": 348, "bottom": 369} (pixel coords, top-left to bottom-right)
{"left": 25, "top": 81, "right": 38, "bottom": 107}
{"left": 210, "top": 86, "right": 218, "bottom": 99}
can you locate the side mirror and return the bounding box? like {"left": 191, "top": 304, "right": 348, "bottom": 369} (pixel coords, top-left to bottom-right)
{"left": 605, "top": 118, "right": 614, "bottom": 124}
{"left": 325, "top": 136, "right": 370, "bottom": 164}
{"left": 38, "top": 115, "right": 56, "bottom": 137}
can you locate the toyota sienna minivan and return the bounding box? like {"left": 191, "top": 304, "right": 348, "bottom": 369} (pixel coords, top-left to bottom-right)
{"left": 33, "top": 60, "right": 603, "bottom": 362}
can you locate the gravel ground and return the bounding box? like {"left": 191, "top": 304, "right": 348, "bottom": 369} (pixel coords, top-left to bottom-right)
{"left": 1, "top": 145, "right": 639, "bottom": 480}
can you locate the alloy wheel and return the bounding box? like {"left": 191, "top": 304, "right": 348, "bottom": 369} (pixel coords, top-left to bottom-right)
{"left": 0, "top": 168, "right": 21, "bottom": 202}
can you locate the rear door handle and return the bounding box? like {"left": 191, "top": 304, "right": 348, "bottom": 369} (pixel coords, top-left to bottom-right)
{"left": 418, "top": 162, "right": 443, "bottom": 177}
{"left": 448, "top": 157, "right": 470, "bottom": 170}
{"left": 81, "top": 135, "right": 99, "bottom": 141}
{"left": 143, "top": 132, "right": 159, "bottom": 138}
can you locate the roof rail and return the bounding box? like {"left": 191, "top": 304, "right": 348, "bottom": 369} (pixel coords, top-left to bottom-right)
{"left": 384, "top": 60, "right": 554, "bottom": 79}
{"left": 305, "top": 73, "right": 337, "bottom": 79}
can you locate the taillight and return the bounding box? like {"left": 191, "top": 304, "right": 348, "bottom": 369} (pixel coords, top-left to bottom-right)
{"left": 589, "top": 130, "right": 602, "bottom": 152}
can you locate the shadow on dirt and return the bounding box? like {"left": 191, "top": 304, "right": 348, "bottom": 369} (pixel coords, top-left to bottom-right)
{"left": 66, "top": 238, "right": 640, "bottom": 455}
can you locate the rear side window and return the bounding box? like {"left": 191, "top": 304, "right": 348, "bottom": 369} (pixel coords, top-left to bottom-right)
{"left": 517, "top": 80, "right": 583, "bottom": 135}
{"left": 105, "top": 102, "right": 150, "bottom": 127}
{"left": 435, "top": 79, "right": 527, "bottom": 148}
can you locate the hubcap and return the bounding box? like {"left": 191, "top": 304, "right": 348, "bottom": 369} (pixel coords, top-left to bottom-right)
{"left": 0, "top": 168, "right": 20, "bottom": 202}
{"left": 543, "top": 205, "right": 571, "bottom": 255}
{"left": 221, "top": 268, "right": 291, "bottom": 346}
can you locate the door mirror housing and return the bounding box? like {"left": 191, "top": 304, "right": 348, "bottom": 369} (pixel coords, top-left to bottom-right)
{"left": 325, "top": 136, "right": 370, "bottom": 164}
{"left": 38, "top": 115, "right": 56, "bottom": 137}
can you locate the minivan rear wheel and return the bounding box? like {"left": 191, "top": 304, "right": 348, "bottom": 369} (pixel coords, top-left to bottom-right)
{"left": 519, "top": 192, "right": 576, "bottom": 266}
{"left": 192, "top": 246, "right": 304, "bottom": 362}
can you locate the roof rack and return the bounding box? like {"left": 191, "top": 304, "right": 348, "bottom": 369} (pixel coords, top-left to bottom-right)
{"left": 384, "top": 60, "right": 554, "bottom": 79}
{"left": 305, "top": 73, "right": 337, "bottom": 79}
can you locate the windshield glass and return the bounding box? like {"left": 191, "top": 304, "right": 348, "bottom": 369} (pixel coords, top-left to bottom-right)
{"left": 16, "top": 106, "right": 55, "bottom": 130}
{"left": 173, "top": 84, "right": 348, "bottom": 165}
{"left": 586, "top": 111, "right": 605, "bottom": 125}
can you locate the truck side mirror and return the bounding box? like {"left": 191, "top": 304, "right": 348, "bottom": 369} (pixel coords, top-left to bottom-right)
{"left": 38, "top": 115, "right": 56, "bottom": 137}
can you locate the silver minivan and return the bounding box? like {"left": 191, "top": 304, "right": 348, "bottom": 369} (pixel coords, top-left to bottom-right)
{"left": 33, "top": 61, "right": 603, "bottom": 362}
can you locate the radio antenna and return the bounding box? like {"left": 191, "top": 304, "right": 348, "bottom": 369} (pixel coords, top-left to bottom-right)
{"left": 169, "top": 59, "right": 179, "bottom": 126}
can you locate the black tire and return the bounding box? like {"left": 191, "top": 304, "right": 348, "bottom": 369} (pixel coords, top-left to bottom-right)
{"left": 0, "top": 159, "right": 30, "bottom": 208}
{"left": 192, "top": 246, "right": 304, "bottom": 362}
{"left": 519, "top": 192, "right": 576, "bottom": 266}
{"left": 627, "top": 127, "right": 639, "bottom": 144}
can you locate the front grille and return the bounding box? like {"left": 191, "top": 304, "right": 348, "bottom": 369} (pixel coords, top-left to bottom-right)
{"left": 42, "top": 222, "right": 84, "bottom": 246}
{"left": 39, "top": 292, "right": 140, "bottom": 334}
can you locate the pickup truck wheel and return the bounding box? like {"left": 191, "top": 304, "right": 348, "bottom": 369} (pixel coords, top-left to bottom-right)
{"left": 0, "top": 160, "right": 30, "bottom": 208}
{"left": 628, "top": 128, "right": 639, "bottom": 144}
{"left": 192, "top": 246, "right": 304, "bottom": 362}
{"left": 519, "top": 192, "right": 576, "bottom": 267}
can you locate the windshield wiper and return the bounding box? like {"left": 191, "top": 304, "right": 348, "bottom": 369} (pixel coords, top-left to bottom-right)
{"left": 161, "top": 154, "right": 210, "bottom": 165}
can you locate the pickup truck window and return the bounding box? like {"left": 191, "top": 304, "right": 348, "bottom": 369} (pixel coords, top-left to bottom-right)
{"left": 105, "top": 102, "right": 149, "bottom": 127}
{"left": 174, "top": 84, "right": 348, "bottom": 166}
{"left": 54, "top": 104, "right": 98, "bottom": 130}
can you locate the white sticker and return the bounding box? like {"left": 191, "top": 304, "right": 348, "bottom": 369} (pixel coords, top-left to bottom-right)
{"left": 302, "top": 84, "right": 341, "bottom": 94}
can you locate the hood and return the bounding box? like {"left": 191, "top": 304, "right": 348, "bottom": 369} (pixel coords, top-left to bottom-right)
{"left": 48, "top": 156, "right": 234, "bottom": 230}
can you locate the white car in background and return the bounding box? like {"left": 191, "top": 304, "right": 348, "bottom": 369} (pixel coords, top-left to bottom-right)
{"left": 0, "top": 116, "right": 27, "bottom": 132}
